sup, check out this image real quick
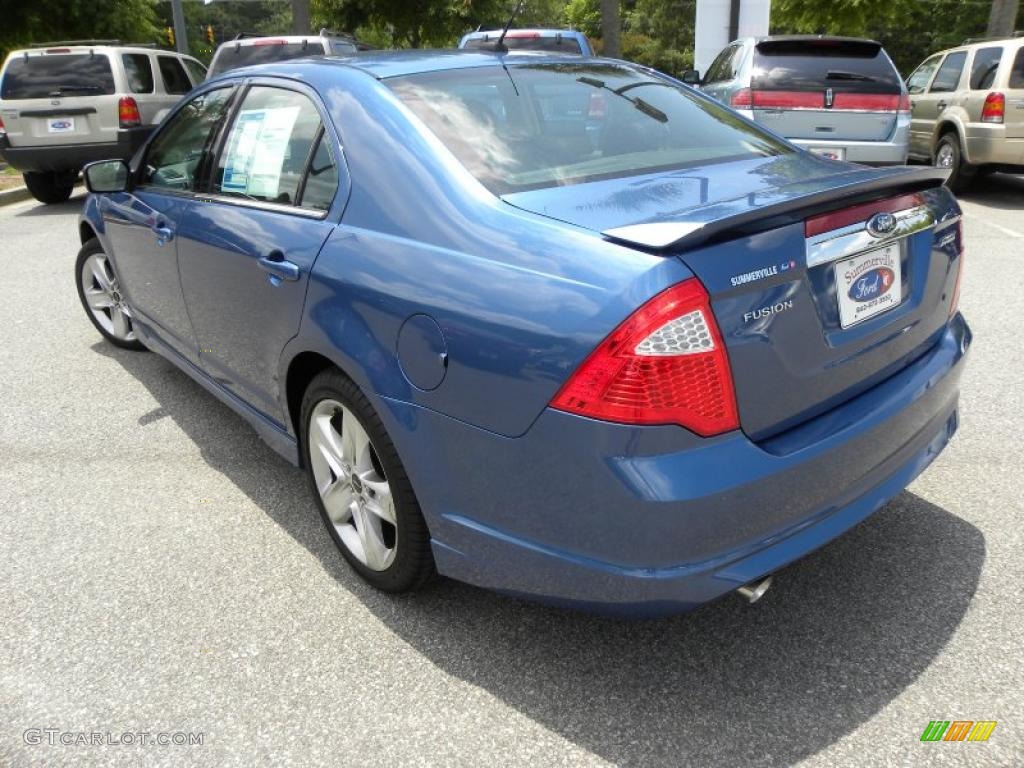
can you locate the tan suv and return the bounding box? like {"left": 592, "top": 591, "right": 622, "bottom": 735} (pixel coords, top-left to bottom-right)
{"left": 906, "top": 37, "right": 1024, "bottom": 190}
{"left": 0, "top": 41, "right": 205, "bottom": 203}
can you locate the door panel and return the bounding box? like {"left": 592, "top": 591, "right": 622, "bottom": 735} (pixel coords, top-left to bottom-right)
{"left": 102, "top": 191, "right": 197, "bottom": 362}
{"left": 906, "top": 54, "right": 943, "bottom": 157}
{"left": 177, "top": 205, "right": 333, "bottom": 420}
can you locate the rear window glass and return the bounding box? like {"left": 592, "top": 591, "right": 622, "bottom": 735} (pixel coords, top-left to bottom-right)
{"left": 752, "top": 40, "right": 901, "bottom": 92}
{"left": 388, "top": 63, "right": 790, "bottom": 195}
{"left": 208, "top": 42, "right": 326, "bottom": 77}
{"left": 123, "top": 54, "right": 154, "bottom": 93}
{"left": 463, "top": 36, "right": 583, "bottom": 54}
{"left": 1010, "top": 47, "right": 1024, "bottom": 88}
{"left": 1, "top": 53, "right": 115, "bottom": 99}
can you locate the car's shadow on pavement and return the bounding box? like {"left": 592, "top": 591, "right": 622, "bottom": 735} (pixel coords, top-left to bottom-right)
{"left": 13, "top": 190, "right": 87, "bottom": 217}
{"left": 95, "top": 341, "right": 986, "bottom": 768}
{"left": 956, "top": 172, "right": 1024, "bottom": 211}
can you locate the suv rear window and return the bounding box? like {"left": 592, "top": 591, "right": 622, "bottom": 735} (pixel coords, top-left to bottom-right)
{"left": 209, "top": 42, "right": 326, "bottom": 77}
{"left": 752, "top": 39, "right": 901, "bottom": 93}
{"left": 463, "top": 36, "right": 583, "bottom": 54}
{"left": 970, "top": 47, "right": 1003, "bottom": 89}
{"left": 1, "top": 53, "right": 115, "bottom": 99}
{"left": 1010, "top": 47, "right": 1024, "bottom": 88}
{"left": 389, "top": 63, "right": 790, "bottom": 195}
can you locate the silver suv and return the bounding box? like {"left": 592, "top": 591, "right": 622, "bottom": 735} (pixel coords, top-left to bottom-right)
{"left": 207, "top": 30, "right": 362, "bottom": 79}
{"left": 697, "top": 36, "right": 909, "bottom": 165}
{"left": 0, "top": 41, "right": 205, "bottom": 203}
{"left": 906, "top": 37, "right": 1024, "bottom": 190}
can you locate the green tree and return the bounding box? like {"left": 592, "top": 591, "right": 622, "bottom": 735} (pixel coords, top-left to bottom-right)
{"left": 0, "top": 0, "right": 161, "bottom": 61}
{"left": 312, "top": 0, "right": 511, "bottom": 48}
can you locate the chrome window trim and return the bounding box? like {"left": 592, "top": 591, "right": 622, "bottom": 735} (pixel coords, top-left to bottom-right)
{"left": 198, "top": 193, "right": 329, "bottom": 219}
{"left": 806, "top": 204, "right": 941, "bottom": 268}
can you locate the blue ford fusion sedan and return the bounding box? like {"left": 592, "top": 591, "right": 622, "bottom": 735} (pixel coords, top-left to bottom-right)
{"left": 76, "top": 51, "right": 969, "bottom": 615}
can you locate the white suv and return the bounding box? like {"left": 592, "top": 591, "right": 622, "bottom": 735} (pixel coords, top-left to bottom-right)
{"left": 0, "top": 41, "right": 206, "bottom": 203}
{"left": 207, "top": 30, "right": 362, "bottom": 79}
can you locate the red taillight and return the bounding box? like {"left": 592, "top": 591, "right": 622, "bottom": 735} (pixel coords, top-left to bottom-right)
{"left": 46, "top": 48, "right": 71, "bottom": 54}
{"left": 897, "top": 93, "right": 912, "bottom": 114}
{"left": 253, "top": 39, "right": 288, "bottom": 46}
{"left": 752, "top": 90, "right": 823, "bottom": 109}
{"left": 730, "top": 88, "right": 752, "bottom": 108}
{"left": 831, "top": 93, "right": 903, "bottom": 111}
{"left": 0, "top": 114, "right": 5, "bottom": 137}
{"left": 118, "top": 96, "right": 141, "bottom": 128}
{"left": 981, "top": 92, "right": 1005, "bottom": 123}
{"left": 804, "top": 192, "right": 925, "bottom": 238}
{"left": 505, "top": 31, "right": 541, "bottom": 39}
{"left": 550, "top": 279, "right": 740, "bottom": 437}
{"left": 950, "top": 219, "right": 964, "bottom": 317}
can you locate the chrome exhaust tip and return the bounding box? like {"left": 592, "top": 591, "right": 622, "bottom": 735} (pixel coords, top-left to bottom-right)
{"left": 736, "top": 575, "right": 773, "bottom": 604}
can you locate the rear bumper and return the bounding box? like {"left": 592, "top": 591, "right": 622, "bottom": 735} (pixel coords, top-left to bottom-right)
{"left": 0, "top": 126, "right": 151, "bottom": 174}
{"left": 962, "top": 124, "right": 1024, "bottom": 166}
{"left": 791, "top": 136, "right": 909, "bottom": 165}
{"left": 384, "top": 313, "right": 970, "bottom": 616}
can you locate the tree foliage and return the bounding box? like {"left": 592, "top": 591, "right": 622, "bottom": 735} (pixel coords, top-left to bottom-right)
{"left": 0, "top": 0, "right": 161, "bottom": 61}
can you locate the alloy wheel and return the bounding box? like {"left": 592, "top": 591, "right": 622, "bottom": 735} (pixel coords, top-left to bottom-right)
{"left": 308, "top": 399, "right": 397, "bottom": 571}
{"left": 935, "top": 143, "right": 955, "bottom": 168}
{"left": 80, "top": 252, "right": 136, "bottom": 343}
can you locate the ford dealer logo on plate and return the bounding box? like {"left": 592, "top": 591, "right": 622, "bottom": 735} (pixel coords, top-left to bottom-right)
{"left": 848, "top": 267, "right": 895, "bottom": 302}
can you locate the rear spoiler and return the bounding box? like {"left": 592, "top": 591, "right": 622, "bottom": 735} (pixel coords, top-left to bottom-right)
{"left": 755, "top": 38, "right": 882, "bottom": 56}
{"left": 602, "top": 167, "right": 950, "bottom": 252}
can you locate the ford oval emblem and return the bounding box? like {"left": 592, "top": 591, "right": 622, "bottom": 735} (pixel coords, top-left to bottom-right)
{"left": 848, "top": 267, "right": 895, "bottom": 303}
{"left": 866, "top": 212, "right": 898, "bottom": 238}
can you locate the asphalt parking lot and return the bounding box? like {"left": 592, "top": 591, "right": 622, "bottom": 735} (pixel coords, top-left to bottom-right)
{"left": 1, "top": 177, "right": 1022, "bottom": 768}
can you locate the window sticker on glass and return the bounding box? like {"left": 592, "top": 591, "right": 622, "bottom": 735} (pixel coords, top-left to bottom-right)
{"left": 221, "top": 106, "right": 300, "bottom": 200}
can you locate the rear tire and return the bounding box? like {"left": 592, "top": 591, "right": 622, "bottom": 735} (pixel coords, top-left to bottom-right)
{"left": 23, "top": 171, "right": 74, "bottom": 204}
{"left": 934, "top": 134, "right": 975, "bottom": 193}
{"left": 300, "top": 369, "right": 435, "bottom": 592}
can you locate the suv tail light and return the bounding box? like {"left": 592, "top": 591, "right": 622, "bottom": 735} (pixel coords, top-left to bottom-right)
{"left": 981, "top": 92, "right": 1005, "bottom": 123}
{"left": 730, "top": 88, "right": 752, "bottom": 108}
{"left": 897, "top": 93, "right": 912, "bottom": 115}
{"left": 118, "top": 97, "right": 141, "bottom": 128}
{"left": 0, "top": 113, "right": 5, "bottom": 137}
{"left": 550, "top": 279, "right": 739, "bottom": 437}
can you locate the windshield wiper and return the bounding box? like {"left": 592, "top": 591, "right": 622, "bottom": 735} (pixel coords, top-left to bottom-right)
{"left": 825, "top": 70, "right": 877, "bottom": 82}
{"left": 577, "top": 76, "right": 669, "bottom": 123}
{"left": 49, "top": 84, "right": 102, "bottom": 96}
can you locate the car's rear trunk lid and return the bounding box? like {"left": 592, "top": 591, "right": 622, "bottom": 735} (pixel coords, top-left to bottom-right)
{"left": 504, "top": 158, "right": 963, "bottom": 440}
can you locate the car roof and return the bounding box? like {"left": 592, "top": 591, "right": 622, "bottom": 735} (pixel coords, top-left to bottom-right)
{"left": 207, "top": 48, "right": 593, "bottom": 82}
{"left": 750, "top": 35, "right": 883, "bottom": 46}
{"left": 9, "top": 45, "right": 186, "bottom": 56}
{"left": 221, "top": 34, "right": 349, "bottom": 46}
{"left": 461, "top": 28, "right": 586, "bottom": 38}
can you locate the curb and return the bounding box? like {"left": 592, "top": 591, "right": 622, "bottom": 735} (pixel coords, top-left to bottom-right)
{"left": 0, "top": 186, "right": 32, "bottom": 207}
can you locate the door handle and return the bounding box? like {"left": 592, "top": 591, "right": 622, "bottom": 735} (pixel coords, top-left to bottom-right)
{"left": 936, "top": 101, "right": 947, "bottom": 111}
{"left": 257, "top": 250, "right": 300, "bottom": 283}
{"left": 151, "top": 221, "right": 174, "bottom": 245}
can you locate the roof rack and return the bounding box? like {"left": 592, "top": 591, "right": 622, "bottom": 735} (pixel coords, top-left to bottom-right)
{"left": 29, "top": 39, "right": 124, "bottom": 48}
{"left": 318, "top": 28, "right": 357, "bottom": 40}
{"left": 962, "top": 32, "right": 1024, "bottom": 44}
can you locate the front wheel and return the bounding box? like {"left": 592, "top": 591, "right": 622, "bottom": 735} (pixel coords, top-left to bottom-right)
{"left": 301, "top": 369, "right": 435, "bottom": 592}
{"left": 934, "top": 134, "right": 975, "bottom": 193}
{"left": 23, "top": 171, "right": 74, "bottom": 204}
{"left": 75, "top": 238, "right": 146, "bottom": 350}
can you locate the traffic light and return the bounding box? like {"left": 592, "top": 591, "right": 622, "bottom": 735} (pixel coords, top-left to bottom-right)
{"left": 166, "top": 27, "right": 175, "bottom": 47}
{"left": 206, "top": 25, "right": 215, "bottom": 45}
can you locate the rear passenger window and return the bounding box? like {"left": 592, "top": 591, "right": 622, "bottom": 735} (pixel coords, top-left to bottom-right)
{"left": 158, "top": 56, "right": 192, "bottom": 95}
{"left": 1010, "top": 48, "right": 1024, "bottom": 88}
{"left": 299, "top": 133, "right": 339, "bottom": 211}
{"left": 970, "top": 47, "right": 1003, "bottom": 90}
{"left": 215, "top": 86, "right": 322, "bottom": 206}
{"left": 930, "top": 52, "right": 967, "bottom": 93}
{"left": 122, "top": 54, "right": 154, "bottom": 93}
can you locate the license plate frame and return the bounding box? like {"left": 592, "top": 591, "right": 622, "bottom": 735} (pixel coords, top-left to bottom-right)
{"left": 834, "top": 241, "right": 903, "bottom": 329}
{"left": 47, "top": 117, "right": 75, "bottom": 133}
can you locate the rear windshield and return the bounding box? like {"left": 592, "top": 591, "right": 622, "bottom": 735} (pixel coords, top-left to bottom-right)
{"left": 752, "top": 40, "right": 901, "bottom": 93}
{"left": 208, "top": 41, "right": 326, "bottom": 77}
{"left": 388, "top": 63, "right": 790, "bottom": 195}
{"left": 1, "top": 53, "right": 115, "bottom": 99}
{"left": 463, "top": 35, "right": 584, "bottom": 54}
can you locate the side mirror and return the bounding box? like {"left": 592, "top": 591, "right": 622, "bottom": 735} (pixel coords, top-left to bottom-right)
{"left": 83, "top": 159, "right": 129, "bottom": 193}
{"left": 681, "top": 69, "right": 701, "bottom": 86}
